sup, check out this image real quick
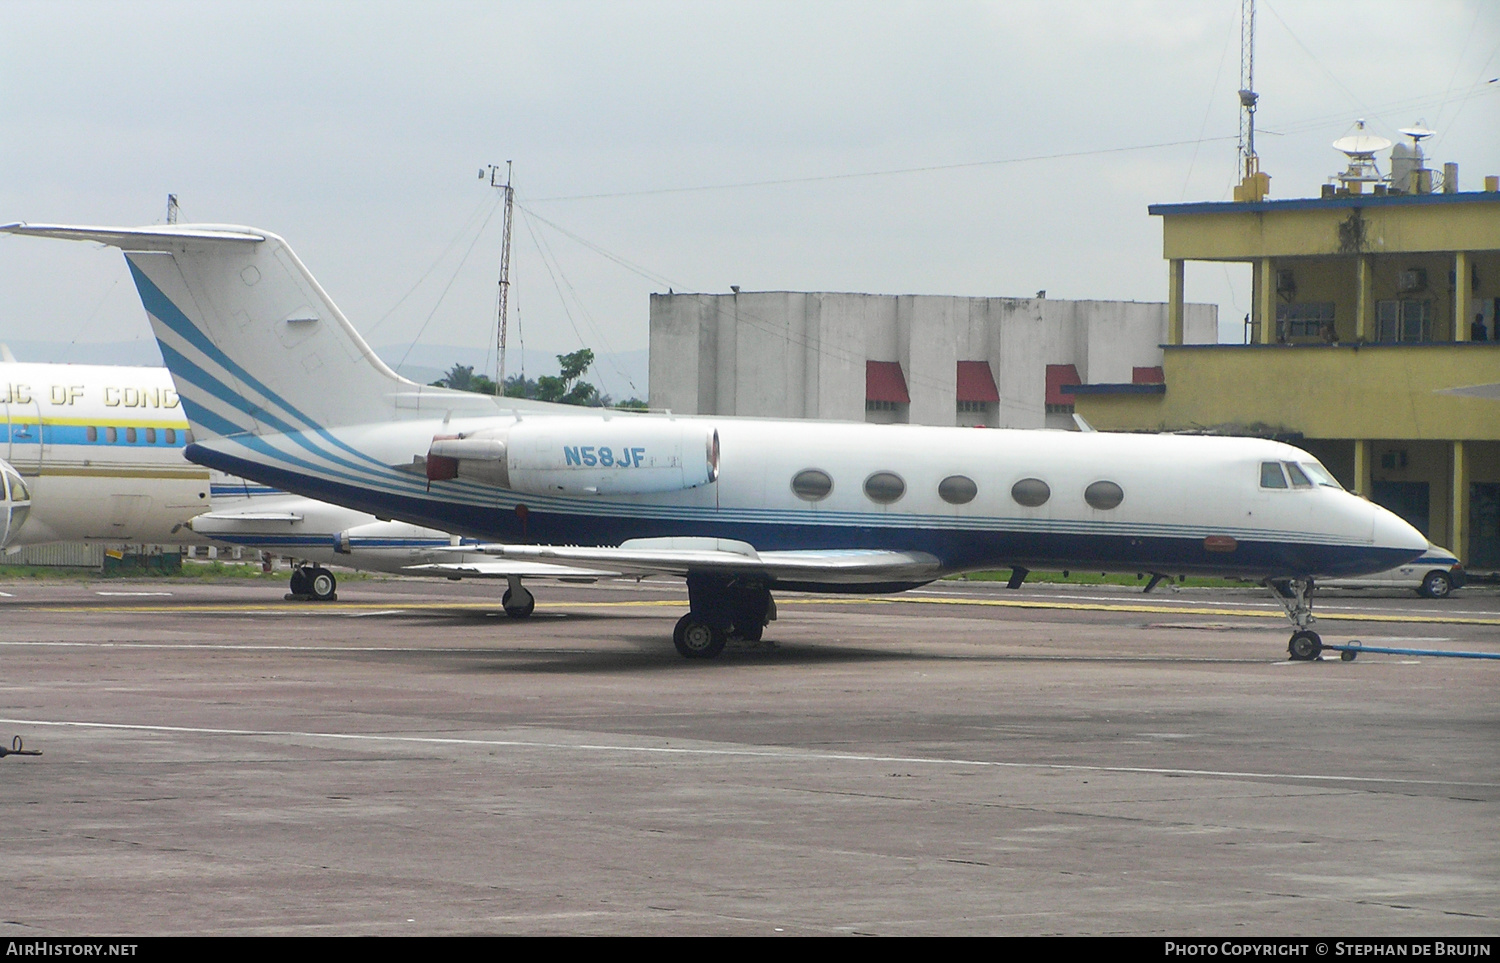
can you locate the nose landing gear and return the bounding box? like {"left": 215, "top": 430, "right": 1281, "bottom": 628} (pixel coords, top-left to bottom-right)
{"left": 1267, "top": 577, "right": 1323, "bottom": 661}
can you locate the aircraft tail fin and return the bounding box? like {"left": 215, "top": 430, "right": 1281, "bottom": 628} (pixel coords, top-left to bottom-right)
{"left": 1, "top": 223, "right": 456, "bottom": 439}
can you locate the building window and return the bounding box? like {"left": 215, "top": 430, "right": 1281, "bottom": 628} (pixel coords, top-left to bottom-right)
{"left": 1376, "top": 300, "right": 1432, "bottom": 343}
{"left": 1276, "top": 302, "right": 1335, "bottom": 340}
{"left": 956, "top": 400, "right": 988, "bottom": 414}
{"left": 865, "top": 399, "right": 901, "bottom": 413}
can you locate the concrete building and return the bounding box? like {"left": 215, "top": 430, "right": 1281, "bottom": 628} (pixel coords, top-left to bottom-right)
{"left": 1072, "top": 168, "right": 1500, "bottom": 569}
{"left": 649, "top": 292, "right": 1215, "bottom": 430}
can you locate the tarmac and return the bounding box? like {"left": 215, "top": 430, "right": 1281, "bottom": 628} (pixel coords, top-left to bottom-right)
{"left": 1, "top": 574, "right": 1496, "bottom": 936}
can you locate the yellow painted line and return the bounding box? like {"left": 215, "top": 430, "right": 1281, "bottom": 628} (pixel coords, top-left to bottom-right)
{"left": 881, "top": 594, "right": 1500, "bottom": 626}
{"left": 9, "top": 416, "right": 189, "bottom": 429}
{"left": 5, "top": 593, "right": 1498, "bottom": 627}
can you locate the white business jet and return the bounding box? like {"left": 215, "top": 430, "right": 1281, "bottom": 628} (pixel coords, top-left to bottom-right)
{"left": 3, "top": 222, "right": 1428, "bottom": 661}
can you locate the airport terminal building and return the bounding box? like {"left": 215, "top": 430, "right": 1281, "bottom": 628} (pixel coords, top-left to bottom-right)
{"left": 648, "top": 291, "right": 1215, "bottom": 430}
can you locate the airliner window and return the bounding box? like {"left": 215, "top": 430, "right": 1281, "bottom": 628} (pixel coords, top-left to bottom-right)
{"left": 126, "top": 427, "right": 137, "bottom": 444}
{"left": 938, "top": 475, "right": 978, "bottom": 505}
{"left": 1260, "top": 462, "right": 1288, "bottom": 489}
{"left": 1284, "top": 462, "right": 1312, "bottom": 488}
{"left": 185, "top": 431, "right": 195, "bottom": 444}
{"left": 791, "top": 469, "right": 833, "bottom": 501}
{"left": 165, "top": 428, "right": 177, "bottom": 444}
{"left": 106, "top": 427, "right": 117, "bottom": 444}
{"left": 146, "top": 428, "right": 157, "bottom": 444}
{"left": 86, "top": 426, "right": 98, "bottom": 443}
{"left": 1084, "top": 480, "right": 1124, "bottom": 510}
{"left": 1012, "top": 478, "right": 1050, "bottom": 507}
{"left": 1299, "top": 462, "right": 1343, "bottom": 490}
{"left": 864, "top": 471, "right": 906, "bottom": 504}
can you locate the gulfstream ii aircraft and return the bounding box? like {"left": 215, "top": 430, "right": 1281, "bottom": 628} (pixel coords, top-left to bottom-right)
{"left": 4, "top": 222, "right": 1429, "bottom": 660}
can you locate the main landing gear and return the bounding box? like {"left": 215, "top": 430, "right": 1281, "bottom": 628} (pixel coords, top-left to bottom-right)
{"left": 1267, "top": 577, "right": 1322, "bottom": 661}
{"left": 672, "top": 573, "right": 776, "bottom": 660}
{"left": 502, "top": 576, "right": 535, "bottom": 619}
{"left": 288, "top": 565, "right": 338, "bottom": 602}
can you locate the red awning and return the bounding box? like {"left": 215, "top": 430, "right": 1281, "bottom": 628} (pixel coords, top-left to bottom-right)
{"left": 1044, "top": 364, "right": 1081, "bottom": 405}
{"left": 956, "top": 361, "right": 999, "bottom": 403}
{"left": 865, "top": 361, "right": 910, "bottom": 403}
{"left": 1132, "top": 366, "right": 1165, "bottom": 384}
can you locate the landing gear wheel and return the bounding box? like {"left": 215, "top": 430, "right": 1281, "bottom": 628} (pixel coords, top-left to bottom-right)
{"left": 502, "top": 588, "right": 535, "bottom": 619}
{"left": 1419, "top": 572, "right": 1452, "bottom": 599}
{"left": 673, "top": 613, "right": 726, "bottom": 659}
{"left": 735, "top": 622, "right": 764, "bottom": 643}
{"left": 308, "top": 567, "right": 337, "bottom": 601}
{"left": 1288, "top": 630, "right": 1322, "bottom": 661}
{"left": 289, "top": 568, "right": 311, "bottom": 596}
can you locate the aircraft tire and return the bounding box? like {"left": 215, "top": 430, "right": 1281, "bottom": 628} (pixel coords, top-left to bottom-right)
{"left": 309, "top": 568, "right": 337, "bottom": 601}
{"left": 673, "top": 613, "right": 726, "bottom": 659}
{"left": 289, "top": 568, "right": 311, "bottom": 596}
{"left": 502, "top": 588, "right": 535, "bottom": 618}
{"left": 1288, "top": 630, "right": 1322, "bottom": 661}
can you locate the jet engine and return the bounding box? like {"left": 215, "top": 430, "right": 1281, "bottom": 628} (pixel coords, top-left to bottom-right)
{"left": 0, "top": 457, "right": 32, "bottom": 549}
{"left": 426, "top": 418, "right": 719, "bottom": 496}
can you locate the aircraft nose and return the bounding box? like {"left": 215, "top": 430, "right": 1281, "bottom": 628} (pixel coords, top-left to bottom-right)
{"left": 1370, "top": 501, "right": 1427, "bottom": 556}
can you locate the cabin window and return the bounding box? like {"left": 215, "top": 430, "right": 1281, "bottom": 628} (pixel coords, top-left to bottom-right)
{"left": 1284, "top": 462, "right": 1312, "bottom": 488}
{"left": 938, "top": 475, "right": 978, "bottom": 505}
{"left": 1261, "top": 462, "right": 1288, "bottom": 489}
{"left": 165, "top": 428, "right": 177, "bottom": 444}
{"left": 1011, "top": 478, "right": 1050, "bottom": 507}
{"left": 1299, "top": 462, "right": 1342, "bottom": 490}
{"left": 185, "top": 430, "right": 195, "bottom": 444}
{"left": 864, "top": 471, "right": 906, "bottom": 504}
{"left": 145, "top": 427, "right": 157, "bottom": 444}
{"left": 1084, "top": 480, "right": 1124, "bottom": 510}
{"left": 125, "top": 427, "right": 137, "bottom": 444}
{"left": 86, "top": 426, "right": 98, "bottom": 442}
{"left": 105, "top": 427, "right": 117, "bottom": 444}
{"left": 791, "top": 469, "right": 833, "bottom": 501}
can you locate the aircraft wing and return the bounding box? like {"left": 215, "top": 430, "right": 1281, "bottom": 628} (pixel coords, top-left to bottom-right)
{"left": 404, "top": 559, "right": 621, "bottom": 579}
{"left": 441, "top": 537, "right": 944, "bottom": 584}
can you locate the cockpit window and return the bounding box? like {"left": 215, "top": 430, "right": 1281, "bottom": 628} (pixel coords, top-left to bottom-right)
{"left": 1299, "top": 462, "right": 1344, "bottom": 490}
{"left": 1260, "top": 462, "right": 1288, "bottom": 489}
{"left": 1284, "top": 462, "right": 1312, "bottom": 488}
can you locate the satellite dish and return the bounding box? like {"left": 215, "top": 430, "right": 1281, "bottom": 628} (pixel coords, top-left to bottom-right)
{"left": 1332, "top": 119, "right": 1391, "bottom": 158}
{"left": 1398, "top": 125, "right": 1436, "bottom": 143}
{"left": 1332, "top": 134, "right": 1393, "bottom": 157}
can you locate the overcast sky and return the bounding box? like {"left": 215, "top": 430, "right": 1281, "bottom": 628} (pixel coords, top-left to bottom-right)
{"left": 3, "top": 0, "right": 1496, "bottom": 392}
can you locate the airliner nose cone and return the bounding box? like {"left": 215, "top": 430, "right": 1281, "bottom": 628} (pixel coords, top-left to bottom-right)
{"left": 1371, "top": 503, "right": 1427, "bottom": 556}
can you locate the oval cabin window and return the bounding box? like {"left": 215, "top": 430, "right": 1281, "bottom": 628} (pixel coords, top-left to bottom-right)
{"left": 791, "top": 469, "right": 833, "bottom": 501}
{"left": 938, "top": 475, "right": 978, "bottom": 505}
{"left": 1084, "top": 480, "right": 1124, "bottom": 510}
{"left": 1011, "top": 478, "right": 1050, "bottom": 507}
{"left": 863, "top": 471, "right": 906, "bottom": 504}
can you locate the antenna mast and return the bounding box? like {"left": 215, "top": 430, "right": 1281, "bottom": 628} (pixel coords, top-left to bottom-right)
{"left": 486, "top": 161, "right": 515, "bottom": 391}
{"left": 1233, "top": 0, "right": 1269, "bottom": 201}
